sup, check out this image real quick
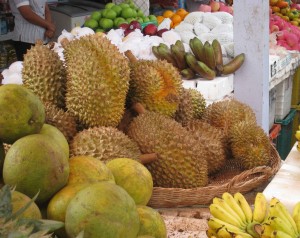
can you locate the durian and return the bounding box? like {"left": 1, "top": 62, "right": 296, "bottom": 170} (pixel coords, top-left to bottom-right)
{"left": 127, "top": 106, "right": 208, "bottom": 189}
{"left": 185, "top": 120, "right": 227, "bottom": 174}
{"left": 44, "top": 102, "right": 77, "bottom": 142}
{"left": 175, "top": 88, "right": 206, "bottom": 126}
{"left": 70, "top": 126, "right": 142, "bottom": 163}
{"left": 202, "top": 99, "right": 256, "bottom": 140}
{"left": 229, "top": 121, "right": 271, "bottom": 169}
{"left": 126, "top": 51, "right": 183, "bottom": 117}
{"left": 63, "top": 34, "right": 130, "bottom": 127}
{"left": 22, "top": 40, "right": 66, "bottom": 108}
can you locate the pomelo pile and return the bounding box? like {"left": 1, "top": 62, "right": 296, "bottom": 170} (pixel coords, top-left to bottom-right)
{"left": 84, "top": 0, "right": 157, "bottom": 33}
{"left": 0, "top": 84, "right": 167, "bottom": 238}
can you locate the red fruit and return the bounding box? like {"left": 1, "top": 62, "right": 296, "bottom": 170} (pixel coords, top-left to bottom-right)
{"left": 143, "top": 24, "right": 158, "bottom": 36}
{"left": 156, "top": 28, "right": 169, "bottom": 37}
{"left": 128, "top": 20, "right": 142, "bottom": 31}
{"left": 119, "top": 23, "right": 129, "bottom": 30}
{"left": 124, "top": 28, "right": 134, "bottom": 36}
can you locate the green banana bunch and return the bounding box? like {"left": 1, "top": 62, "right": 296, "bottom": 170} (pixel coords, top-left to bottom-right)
{"left": 207, "top": 192, "right": 269, "bottom": 238}
{"left": 188, "top": 37, "right": 246, "bottom": 78}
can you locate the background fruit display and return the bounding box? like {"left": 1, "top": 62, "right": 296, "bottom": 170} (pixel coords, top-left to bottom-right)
{"left": 83, "top": 0, "right": 158, "bottom": 33}
{"left": 270, "top": 0, "right": 300, "bottom": 50}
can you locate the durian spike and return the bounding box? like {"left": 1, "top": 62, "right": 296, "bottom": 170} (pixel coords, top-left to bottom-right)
{"left": 124, "top": 50, "right": 138, "bottom": 63}
{"left": 35, "top": 39, "right": 43, "bottom": 45}
{"left": 139, "top": 153, "right": 158, "bottom": 164}
{"left": 131, "top": 102, "right": 147, "bottom": 115}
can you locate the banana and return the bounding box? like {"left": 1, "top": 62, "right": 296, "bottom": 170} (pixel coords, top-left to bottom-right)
{"left": 208, "top": 217, "right": 251, "bottom": 237}
{"left": 175, "top": 39, "right": 185, "bottom": 53}
{"left": 261, "top": 223, "right": 273, "bottom": 238}
{"left": 213, "top": 197, "right": 246, "bottom": 227}
{"left": 185, "top": 52, "right": 198, "bottom": 72}
{"left": 234, "top": 192, "right": 253, "bottom": 224}
{"left": 194, "top": 61, "right": 216, "bottom": 80}
{"left": 157, "top": 44, "right": 178, "bottom": 68}
{"left": 171, "top": 44, "right": 187, "bottom": 70}
{"left": 253, "top": 193, "right": 268, "bottom": 223}
{"left": 189, "top": 37, "right": 205, "bottom": 62}
{"left": 185, "top": 52, "right": 216, "bottom": 79}
{"left": 152, "top": 46, "right": 164, "bottom": 60}
{"left": 221, "top": 53, "right": 245, "bottom": 75}
{"left": 206, "top": 228, "right": 218, "bottom": 238}
{"left": 222, "top": 192, "right": 247, "bottom": 227}
{"left": 212, "top": 39, "right": 223, "bottom": 74}
{"left": 271, "top": 230, "right": 294, "bottom": 238}
{"left": 245, "top": 222, "right": 263, "bottom": 238}
{"left": 268, "top": 216, "right": 297, "bottom": 237}
{"left": 217, "top": 227, "right": 233, "bottom": 238}
{"left": 181, "top": 68, "right": 195, "bottom": 80}
{"left": 268, "top": 199, "right": 298, "bottom": 235}
{"left": 292, "top": 201, "right": 300, "bottom": 234}
{"left": 203, "top": 41, "right": 216, "bottom": 70}
{"left": 209, "top": 203, "right": 244, "bottom": 228}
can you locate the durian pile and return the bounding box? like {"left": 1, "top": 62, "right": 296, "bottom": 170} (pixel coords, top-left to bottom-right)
{"left": 19, "top": 32, "right": 272, "bottom": 190}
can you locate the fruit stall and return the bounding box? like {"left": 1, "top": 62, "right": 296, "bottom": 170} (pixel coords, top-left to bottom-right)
{"left": 1, "top": 0, "right": 300, "bottom": 237}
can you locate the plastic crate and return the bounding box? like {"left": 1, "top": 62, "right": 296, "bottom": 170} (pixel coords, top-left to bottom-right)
{"left": 275, "top": 109, "right": 297, "bottom": 160}
{"left": 274, "top": 75, "right": 293, "bottom": 121}
{"left": 269, "top": 87, "right": 276, "bottom": 130}
{"left": 291, "top": 66, "right": 300, "bottom": 106}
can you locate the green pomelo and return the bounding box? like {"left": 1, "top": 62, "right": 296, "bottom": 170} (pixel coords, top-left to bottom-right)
{"left": 65, "top": 182, "right": 140, "bottom": 238}
{"left": 12, "top": 190, "right": 42, "bottom": 219}
{"left": 84, "top": 18, "right": 98, "bottom": 29}
{"left": 106, "top": 158, "right": 153, "bottom": 205}
{"left": 0, "top": 84, "right": 45, "bottom": 144}
{"left": 39, "top": 123, "right": 69, "bottom": 159}
{"left": 102, "top": 9, "right": 117, "bottom": 20}
{"left": 47, "top": 183, "right": 88, "bottom": 238}
{"left": 137, "top": 205, "right": 167, "bottom": 238}
{"left": 90, "top": 11, "right": 102, "bottom": 21}
{"left": 3, "top": 134, "right": 69, "bottom": 204}
{"left": 68, "top": 156, "right": 115, "bottom": 185}
{"left": 111, "top": 5, "right": 122, "bottom": 16}
{"left": 105, "top": 2, "right": 115, "bottom": 9}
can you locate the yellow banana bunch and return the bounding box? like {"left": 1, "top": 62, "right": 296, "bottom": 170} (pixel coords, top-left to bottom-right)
{"left": 261, "top": 199, "right": 300, "bottom": 238}
{"left": 207, "top": 192, "right": 268, "bottom": 238}
{"left": 295, "top": 126, "right": 300, "bottom": 152}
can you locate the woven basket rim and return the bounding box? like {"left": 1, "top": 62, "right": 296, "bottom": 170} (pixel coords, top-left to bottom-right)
{"left": 148, "top": 144, "right": 281, "bottom": 208}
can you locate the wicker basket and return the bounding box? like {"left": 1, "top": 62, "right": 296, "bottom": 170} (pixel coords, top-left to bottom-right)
{"left": 148, "top": 144, "right": 282, "bottom": 208}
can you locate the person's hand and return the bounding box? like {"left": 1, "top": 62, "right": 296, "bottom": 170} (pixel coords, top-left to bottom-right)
{"left": 46, "top": 22, "right": 56, "bottom": 33}
{"left": 45, "top": 29, "right": 55, "bottom": 39}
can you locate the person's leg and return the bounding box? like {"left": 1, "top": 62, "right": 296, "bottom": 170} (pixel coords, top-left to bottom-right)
{"left": 13, "top": 41, "right": 34, "bottom": 61}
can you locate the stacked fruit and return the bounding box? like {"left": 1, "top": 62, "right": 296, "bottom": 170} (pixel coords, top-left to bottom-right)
{"left": 83, "top": 0, "right": 157, "bottom": 32}
{"left": 152, "top": 37, "right": 245, "bottom": 80}
{"left": 207, "top": 192, "right": 300, "bottom": 238}
{"left": 270, "top": 0, "right": 300, "bottom": 26}
{"left": 156, "top": 8, "right": 189, "bottom": 29}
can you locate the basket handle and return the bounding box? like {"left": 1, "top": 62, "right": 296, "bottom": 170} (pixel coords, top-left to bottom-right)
{"left": 226, "top": 165, "right": 273, "bottom": 192}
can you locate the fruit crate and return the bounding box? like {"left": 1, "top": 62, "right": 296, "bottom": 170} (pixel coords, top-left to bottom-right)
{"left": 269, "top": 123, "right": 281, "bottom": 148}
{"left": 274, "top": 74, "right": 293, "bottom": 121}
{"left": 275, "top": 109, "right": 297, "bottom": 160}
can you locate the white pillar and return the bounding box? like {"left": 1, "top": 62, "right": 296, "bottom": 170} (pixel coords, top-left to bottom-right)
{"left": 233, "top": 0, "right": 269, "bottom": 132}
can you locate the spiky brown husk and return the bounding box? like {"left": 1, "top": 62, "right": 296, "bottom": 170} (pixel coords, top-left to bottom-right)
{"left": 127, "top": 60, "right": 183, "bottom": 117}
{"left": 22, "top": 41, "right": 66, "bottom": 108}
{"left": 70, "top": 126, "right": 141, "bottom": 163}
{"left": 202, "top": 99, "right": 256, "bottom": 135}
{"left": 43, "top": 101, "right": 77, "bottom": 142}
{"left": 127, "top": 111, "right": 208, "bottom": 189}
{"left": 64, "top": 34, "right": 130, "bottom": 127}
{"left": 229, "top": 121, "right": 271, "bottom": 169}
{"left": 185, "top": 120, "right": 227, "bottom": 175}
{"left": 175, "top": 88, "right": 206, "bottom": 126}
